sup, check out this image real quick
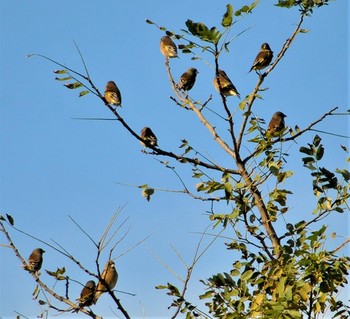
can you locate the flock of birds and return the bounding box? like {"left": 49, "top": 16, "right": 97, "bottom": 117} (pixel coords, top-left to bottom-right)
{"left": 26, "top": 248, "right": 118, "bottom": 311}
{"left": 103, "top": 35, "right": 286, "bottom": 146}
{"left": 23, "top": 36, "right": 287, "bottom": 313}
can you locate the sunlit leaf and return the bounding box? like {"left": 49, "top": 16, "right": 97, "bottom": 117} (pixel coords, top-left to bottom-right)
{"left": 64, "top": 82, "right": 83, "bottom": 89}
{"left": 79, "top": 90, "right": 90, "bottom": 97}
{"left": 222, "top": 4, "right": 233, "bottom": 27}
{"left": 53, "top": 69, "right": 67, "bottom": 74}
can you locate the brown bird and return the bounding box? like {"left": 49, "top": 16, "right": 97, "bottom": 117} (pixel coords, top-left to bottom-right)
{"left": 160, "top": 36, "right": 178, "bottom": 59}
{"left": 93, "top": 260, "right": 118, "bottom": 304}
{"left": 249, "top": 43, "right": 273, "bottom": 73}
{"left": 178, "top": 67, "right": 198, "bottom": 91}
{"left": 213, "top": 69, "right": 240, "bottom": 98}
{"left": 27, "top": 248, "right": 45, "bottom": 274}
{"left": 104, "top": 81, "right": 122, "bottom": 107}
{"left": 140, "top": 127, "right": 158, "bottom": 147}
{"left": 266, "top": 112, "right": 287, "bottom": 137}
{"left": 73, "top": 280, "right": 96, "bottom": 312}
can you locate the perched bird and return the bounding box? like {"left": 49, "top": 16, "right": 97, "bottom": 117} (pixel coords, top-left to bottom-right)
{"left": 93, "top": 260, "right": 118, "bottom": 304}
{"left": 249, "top": 43, "right": 273, "bottom": 73}
{"left": 213, "top": 69, "right": 240, "bottom": 98}
{"left": 27, "top": 248, "right": 45, "bottom": 274}
{"left": 266, "top": 112, "right": 287, "bottom": 137}
{"left": 160, "top": 36, "right": 178, "bottom": 59}
{"left": 140, "top": 127, "right": 158, "bottom": 147}
{"left": 73, "top": 280, "right": 96, "bottom": 312}
{"left": 178, "top": 67, "right": 198, "bottom": 91}
{"left": 104, "top": 81, "right": 122, "bottom": 107}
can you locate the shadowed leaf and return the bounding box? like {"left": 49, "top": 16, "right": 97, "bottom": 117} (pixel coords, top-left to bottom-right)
{"left": 6, "top": 214, "right": 14, "bottom": 226}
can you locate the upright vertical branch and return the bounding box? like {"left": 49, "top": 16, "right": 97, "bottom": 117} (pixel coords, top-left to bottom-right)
{"left": 236, "top": 13, "right": 305, "bottom": 152}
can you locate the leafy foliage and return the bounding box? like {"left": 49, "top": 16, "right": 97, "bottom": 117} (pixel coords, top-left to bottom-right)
{"left": 3, "top": 2, "right": 348, "bottom": 319}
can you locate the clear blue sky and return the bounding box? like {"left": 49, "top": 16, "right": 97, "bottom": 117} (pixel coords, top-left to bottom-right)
{"left": 0, "top": 1, "right": 349, "bottom": 318}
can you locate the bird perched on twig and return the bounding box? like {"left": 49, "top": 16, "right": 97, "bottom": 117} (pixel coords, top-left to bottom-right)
{"left": 27, "top": 248, "right": 45, "bottom": 274}
{"left": 160, "top": 36, "right": 178, "bottom": 59}
{"left": 249, "top": 43, "right": 273, "bottom": 73}
{"left": 266, "top": 111, "right": 287, "bottom": 138}
{"left": 140, "top": 127, "right": 158, "bottom": 148}
{"left": 73, "top": 280, "right": 96, "bottom": 312}
{"left": 93, "top": 260, "right": 118, "bottom": 304}
{"left": 178, "top": 67, "right": 198, "bottom": 91}
{"left": 104, "top": 81, "right": 122, "bottom": 107}
{"left": 213, "top": 69, "right": 240, "bottom": 98}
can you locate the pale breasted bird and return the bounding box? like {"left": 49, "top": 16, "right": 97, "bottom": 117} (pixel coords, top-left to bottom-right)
{"left": 104, "top": 81, "right": 122, "bottom": 107}
{"left": 140, "top": 127, "right": 158, "bottom": 147}
{"left": 266, "top": 112, "right": 287, "bottom": 137}
{"left": 249, "top": 43, "right": 273, "bottom": 73}
{"left": 213, "top": 69, "right": 240, "bottom": 98}
{"left": 28, "top": 248, "right": 45, "bottom": 274}
{"left": 160, "top": 36, "right": 178, "bottom": 59}
{"left": 178, "top": 68, "right": 198, "bottom": 91}
{"left": 93, "top": 260, "right": 118, "bottom": 304}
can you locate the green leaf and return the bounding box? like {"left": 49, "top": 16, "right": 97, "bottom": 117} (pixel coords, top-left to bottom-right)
{"left": 222, "top": 4, "right": 233, "bottom": 27}
{"left": 145, "top": 19, "right": 154, "bottom": 24}
{"left": 315, "top": 145, "right": 324, "bottom": 160}
{"left": 55, "top": 76, "right": 72, "bottom": 81}
{"left": 302, "top": 157, "right": 315, "bottom": 165}
{"left": 241, "top": 269, "right": 254, "bottom": 281}
{"left": 6, "top": 213, "right": 14, "bottom": 226}
{"left": 155, "top": 285, "right": 168, "bottom": 290}
{"left": 234, "top": 0, "right": 260, "bottom": 16}
{"left": 336, "top": 168, "right": 350, "bottom": 182}
{"left": 340, "top": 144, "right": 348, "bottom": 153}
{"left": 239, "top": 100, "right": 247, "bottom": 110}
{"left": 46, "top": 267, "right": 66, "bottom": 279}
{"left": 53, "top": 69, "right": 67, "bottom": 74}
{"left": 275, "top": 0, "right": 295, "bottom": 8}
{"left": 185, "top": 20, "right": 221, "bottom": 44}
{"left": 79, "top": 90, "right": 90, "bottom": 97}
{"left": 200, "top": 290, "right": 213, "bottom": 300}
{"left": 299, "top": 146, "right": 313, "bottom": 155}
{"left": 313, "top": 134, "right": 322, "bottom": 147}
{"left": 64, "top": 82, "right": 83, "bottom": 89}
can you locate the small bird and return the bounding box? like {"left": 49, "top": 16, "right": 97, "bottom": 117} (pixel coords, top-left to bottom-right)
{"left": 104, "top": 81, "right": 122, "bottom": 107}
{"left": 73, "top": 280, "right": 96, "bottom": 312}
{"left": 27, "top": 248, "right": 45, "bottom": 274}
{"left": 213, "top": 69, "right": 240, "bottom": 98}
{"left": 160, "top": 36, "right": 178, "bottom": 59}
{"left": 140, "top": 127, "right": 158, "bottom": 147}
{"left": 249, "top": 43, "right": 273, "bottom": 73}
{"left": 266, "top": 112, "right": 287, "bottom": 137}
{"left": 93, "top": 260, "right": 118, "bottom": 304}
{"left": 178, "top": 68, "right": 198, "bottom": 91}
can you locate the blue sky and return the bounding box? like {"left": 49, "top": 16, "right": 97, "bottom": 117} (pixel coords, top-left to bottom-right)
{"left": 0, "top": 1, "right": 349, "bottom": 318}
